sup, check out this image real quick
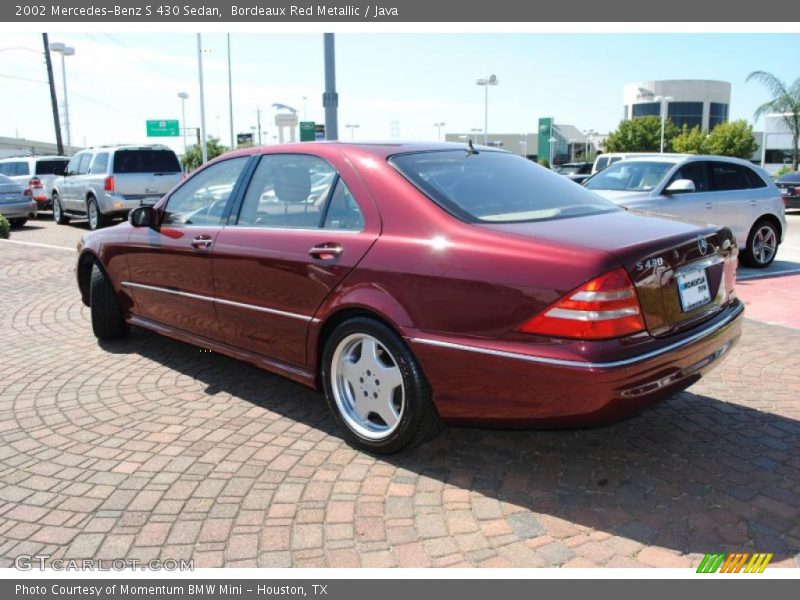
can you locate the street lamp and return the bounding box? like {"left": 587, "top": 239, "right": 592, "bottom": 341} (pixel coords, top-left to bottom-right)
{"left": 655, "top": 95, "right": 673, "bottom": 153}
{"left": 177, "top": 92, "right": 189, "bottom": 155}
{"left": 548, "top": 136, "right": 557, "bottom": 168}
{"left": 302, "top": 96, "right": 308, "bottom": 120}
{"left": 434, "top": 122, "right": 446, "bottom": 142}
{"left": 48, "top": 42, "right": 75, "bottom": 153}
{"left": 476, "top": 74, "right": 498, "bottom": 145}
{"left": 345, "top": 124, "right": 360, "bottom": 140}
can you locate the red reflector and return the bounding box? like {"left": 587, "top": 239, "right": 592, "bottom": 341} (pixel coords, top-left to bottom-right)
{"left": 104, "top": 176, "right": 115, "bottom": 192}
{"left": 517, "top": 267, "right": 646, "bottom": 340}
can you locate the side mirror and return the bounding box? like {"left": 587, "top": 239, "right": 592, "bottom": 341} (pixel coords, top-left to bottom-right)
{"left": 665, "top": 179, "right": 696, "bottom": 195}
{"left": 129, "top": 206, "right": 159, "bottom": 229}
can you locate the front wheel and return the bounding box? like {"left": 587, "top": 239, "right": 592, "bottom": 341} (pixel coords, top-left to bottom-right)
{"left": 741, "top": 219, "right": 779, "bottom": 268}
{"left": 53, "top": 193, "right": 70, "bottom": 224}
{"left": 89, "top": 263, "right": 128, "bottom": 340}
{"left": 321, "top": 317, "right": 443, "bottom": 454}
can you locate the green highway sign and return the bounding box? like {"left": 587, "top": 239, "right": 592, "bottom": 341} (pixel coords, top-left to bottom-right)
{"left": 146, "top": 119, "right": 180, "bottom": 137}
{"left": 300, "top": 121, "right": 316, "bottom": 142}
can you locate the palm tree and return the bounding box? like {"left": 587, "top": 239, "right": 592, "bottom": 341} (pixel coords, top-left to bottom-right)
{"left": 746, "top": 71, "right": 800, "bottom": 171}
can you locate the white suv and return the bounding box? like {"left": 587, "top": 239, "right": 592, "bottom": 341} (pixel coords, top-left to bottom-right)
{"left": 584, "top": 155, "right": 786, "bottom": 268}
{"left": 51, "top": 145, "right": 182, "bottom": 230}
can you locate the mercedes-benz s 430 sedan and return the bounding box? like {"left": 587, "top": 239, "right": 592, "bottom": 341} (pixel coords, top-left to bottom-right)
{"left": 76, "top": 142, "right": 744, "bottom": 453}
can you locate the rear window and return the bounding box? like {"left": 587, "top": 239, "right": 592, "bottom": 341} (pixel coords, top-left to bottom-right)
{"left": 391, "top": 150, "right": 619, "bottom": 223}
{"left": 35, "top": 159, "right": 68, "bottom": 175}
{"left": 113, "top": 149, "right": 181, "bottom": 174}
{"left": 0, "top": 161, "right": 29, "bottom": 176}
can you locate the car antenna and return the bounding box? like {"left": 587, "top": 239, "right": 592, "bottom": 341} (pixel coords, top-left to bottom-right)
{"left": 466, "top": 139, "right": 479, "bottom": 156}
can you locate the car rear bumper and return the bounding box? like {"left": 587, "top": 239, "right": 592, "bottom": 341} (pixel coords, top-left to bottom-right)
{"left": 0, "top": 200, "right": 37, "bottom": 220}
{"left": 408, "top": 299, "right": 744, "bottom": 426}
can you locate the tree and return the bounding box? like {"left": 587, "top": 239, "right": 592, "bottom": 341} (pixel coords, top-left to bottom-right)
{"left": 671, "top": 120, "right": 758, "bottom": 158}
{"left": 181, "top": 136, "right": 229, "bottom": 172}
{"left": 604, "top": 116, "right": 679, "bottom": 153}
{"left": 537, "top": 157, "right": 550, "bottom": 169}
{"left": 704, "top": 120, "right": 758, "bottom": 158}
{"left": 671, "top": 125, "right": 707, "bottom": 154}
{"left": 747, "top": 71, "right": 800, "bottom": 171}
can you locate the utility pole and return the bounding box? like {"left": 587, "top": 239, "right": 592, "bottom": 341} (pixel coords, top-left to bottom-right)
{"left": 322, "top": 33, "right": 338, "bottom": 140}
{"left": 42, "top": 33, "right": 63, "bottom": 156}
{"left": 227, "top": 33, "right": 234, "bottom": 149}
{"left": 256, "top": 108, "right": 262, "bottom": 145}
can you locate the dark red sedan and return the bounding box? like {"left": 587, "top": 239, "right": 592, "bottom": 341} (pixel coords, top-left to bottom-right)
{"left": 76, "top": 142, "right": 743, "bottom": 453}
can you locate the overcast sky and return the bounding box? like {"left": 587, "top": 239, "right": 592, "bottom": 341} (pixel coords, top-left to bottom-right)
{"left": 0, "top": 32, "right": 797, "bottom": 153}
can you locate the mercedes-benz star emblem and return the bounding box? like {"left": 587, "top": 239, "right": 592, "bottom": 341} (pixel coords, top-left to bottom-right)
{"left": 698, "top": 236, "right": 708, "bottom": 256}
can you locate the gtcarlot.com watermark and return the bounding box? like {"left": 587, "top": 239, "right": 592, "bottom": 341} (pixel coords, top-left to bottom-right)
{"left": 15, "top": 555, "right": 194, "bottom": 571}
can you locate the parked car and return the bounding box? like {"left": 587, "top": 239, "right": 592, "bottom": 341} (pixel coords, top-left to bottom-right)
{"left": 0, "top": 173, "right": 37, "bottom": 227}
{"left": 0, "top": 155, "right": 69, "bottom": 210}
{"left": 591, "top": 152, "right": 690, "bottom": 174}
{"left": 584, "top": 155, "right": 786, "bottom": 268}
{"left": 556, "top": 161, "right": 593, "bottom": 184}
{"left": 76, "top": 142, "right": 743, "bottom": 453}
{"left": 776, "top": 171, "right": 800, "bottom": 209}
{"left": 52, "top": 145, "right": 182, "bottom": 230}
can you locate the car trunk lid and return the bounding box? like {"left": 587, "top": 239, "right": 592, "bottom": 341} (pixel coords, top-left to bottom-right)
{"left": 481, "top": 210, "right": 738, "bottom": 338}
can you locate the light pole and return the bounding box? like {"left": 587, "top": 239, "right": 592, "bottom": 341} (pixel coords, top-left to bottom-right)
{"left": 323, "top": 33, "right": 338, "bottom": 140}
{"left": 476, "top": 74, "right": 498, "bottom": 145}
{"left": 583, "top": 129, "right": 596, "bottom": 160}
{"left": 655, "top": 95, "right": 673, "bottom": 153}
{"left": 548, "top": 136, "right": 557, "bottom": 168}
{"left": 196, "top": 34, "right": 208, "bottom": 164}
{"left": 345, "top": 124, "right": 360, "bottom": 140}
{"left": 177, "top": 92, "right": 189, "bottom": 155}
{"left": 302, "top": 96, "right": 308, "bottom": 120}
{"left": 48, "top": 42, "right": 75, "bottom": 153}
{"left": 227, "top": 33, "right": 234, "bottom": 149}
{"left": 434, "top": 122, "right": 446, "bottom": 141}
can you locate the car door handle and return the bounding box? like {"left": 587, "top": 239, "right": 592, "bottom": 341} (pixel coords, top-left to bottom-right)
{"left": 309, "top": 244, "right": 343, "bottom": 260}
{"left": 191, "top": 235, "right": 213, "bottom": 250}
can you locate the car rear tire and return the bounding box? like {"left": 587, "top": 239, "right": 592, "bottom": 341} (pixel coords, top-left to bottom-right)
{"left": 53, "top": 194, "right": 69, "bottom": 224}
{"left": 87, "top": 196, "right": 107, "bottom": 231}
{"left": 89, "top": 262, "right": 129, "bottom": 341}
{"left": 741, "top": 219, "right": 779, "bottom": 268}
{"left": 321, "top": 317, "right": 443, "bottom": 454}
{"left": 9, "top": 219, "right": 27, "bottom": 228}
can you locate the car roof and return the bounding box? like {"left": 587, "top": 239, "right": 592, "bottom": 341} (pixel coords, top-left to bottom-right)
{"left": 619, "top": 154, "right": 759, "bottom": 167}
{"left": 214, "top": 140, "right": 507, "bottom": 162}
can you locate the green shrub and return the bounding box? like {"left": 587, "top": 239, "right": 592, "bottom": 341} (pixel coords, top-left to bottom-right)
{"left": 0, "top": 214, "right": 10, "bottom": 239}
{"left": 537, "top": 158, "right": 550, "bottom": 169}
{"left": 772, "top": 165, "right": 793, "bottom": 179}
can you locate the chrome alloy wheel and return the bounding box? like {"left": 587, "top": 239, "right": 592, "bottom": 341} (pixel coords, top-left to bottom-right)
{"left": 330, "top": 333, "right": 405, "bottom": 441}
{"left": 88, "top": 200, "right": 98, "bottom": 230}
{"left": 752, "top": 225, "right": 777, "bottom": 265}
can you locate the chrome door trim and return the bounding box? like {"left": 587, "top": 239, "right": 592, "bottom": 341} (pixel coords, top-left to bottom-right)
{"left": 121, "top": 281, "right": 316, "bottom": 322}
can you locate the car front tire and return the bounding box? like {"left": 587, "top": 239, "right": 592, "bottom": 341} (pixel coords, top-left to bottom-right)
{"left": 741, "top": 219, "right": 779, "bottom": 268}
{"left": 321, "top": 317, "right": 443, "bottom": 454}
{"left": 53, "top": 193, "right": 69, "bottom": 224}
{"left": 89, "top": 263, "right": 129, "bottom": 340}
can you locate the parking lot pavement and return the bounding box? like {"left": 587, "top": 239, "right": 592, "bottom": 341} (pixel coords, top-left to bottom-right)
{"left": 1, "top": 240, "right": 799, "bottom": 569}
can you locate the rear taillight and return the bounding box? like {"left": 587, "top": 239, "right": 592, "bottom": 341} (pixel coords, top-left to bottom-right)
{"left": 104, "top": 176, "right": 115, "bottom": 192}
{"left": 28, "top": 177, "right": 42, "bottom": 189}
{"left": 517, "top": 267, "right": 646, "bottom": 340}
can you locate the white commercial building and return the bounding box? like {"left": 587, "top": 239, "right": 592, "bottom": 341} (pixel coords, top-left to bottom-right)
{"left": 623, "top": 80, "right": 732, "bottom": 131}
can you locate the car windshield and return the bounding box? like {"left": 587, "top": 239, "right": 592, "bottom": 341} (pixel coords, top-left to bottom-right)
{"left": 391, "top": 150, "right": 619, "bottom": 223}
{"left": 113, "top": 149, "right": 181, "bottom": 174}
{"left": 584, "top": 161, "right": 674, "bottom": 192}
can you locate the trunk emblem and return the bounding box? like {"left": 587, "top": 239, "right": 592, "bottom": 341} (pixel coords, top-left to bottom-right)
{"left": 698, "top": 236, "right": 709, "bottom": 256}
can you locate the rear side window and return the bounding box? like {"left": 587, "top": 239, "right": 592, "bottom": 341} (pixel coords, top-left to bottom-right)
{"left": 594, "top": 157, "right": 609, "bottom": 171}
{"left": 35, "top": 159, "right": 68, "bottom": 175}
{"left": 77, "top": 154, "right": 92, "bottom": 175}
{"left": 744, "top": 168, "right": 767, "bottom": 189}
{"left": 236, "top": 154, "right": 337, "bottom": 229}
{"left": 392, "top": 150, "right": 619, "bottom": 223}
{"left": 90, "top": 153, "right": 109, "bottom": 174}
{"left": 113, "top": 149, "right": 181, "bottom": 174}
{"left": 710, "top": 162, "right": 755, "bottom": 191}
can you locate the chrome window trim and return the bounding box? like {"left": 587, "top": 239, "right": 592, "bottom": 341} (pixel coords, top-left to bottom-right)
{"left": 121, "top": 281, "right": 317, "bottom": 323}
{"left": 410, "top": 301, "right": 742, "bottom": 370}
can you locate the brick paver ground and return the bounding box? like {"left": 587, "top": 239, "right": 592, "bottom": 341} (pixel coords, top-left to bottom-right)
{"left": 1, "top": 238, "right": 799, "bottom": 568}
